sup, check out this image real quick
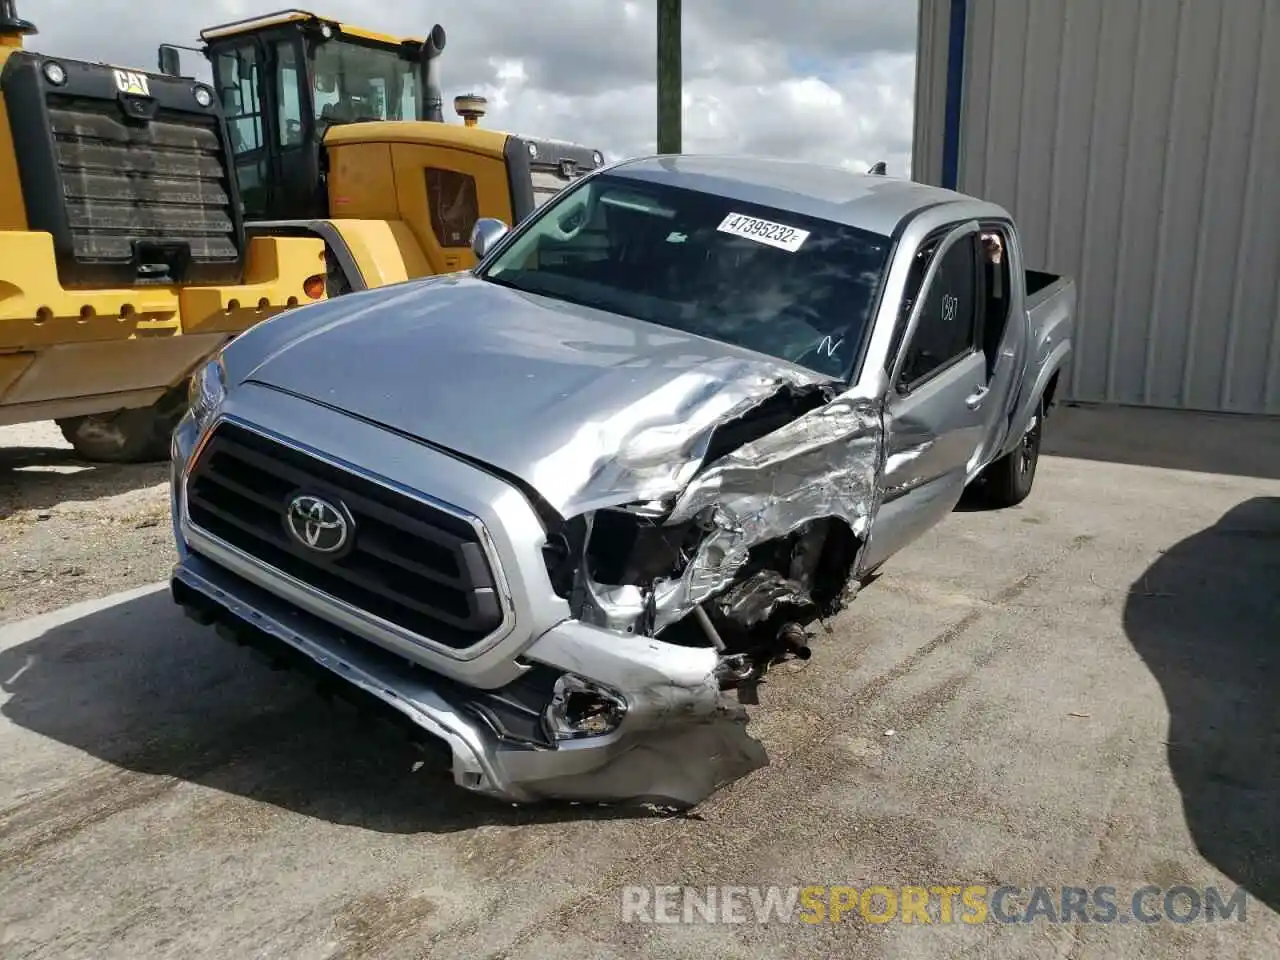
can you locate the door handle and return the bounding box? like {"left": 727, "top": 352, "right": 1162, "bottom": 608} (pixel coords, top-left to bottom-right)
{"left": 965, "top": 385, "right": 990, "bottom": 409}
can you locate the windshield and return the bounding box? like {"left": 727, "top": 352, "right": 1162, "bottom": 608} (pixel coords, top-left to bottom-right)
{"left": 313, "top": 40, "right": 418, "bottom": 126}
{"left": 477, "top": 173, "right": 892, "bottom": 379}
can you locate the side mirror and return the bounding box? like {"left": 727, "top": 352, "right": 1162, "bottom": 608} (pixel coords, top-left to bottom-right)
{"left": 157, "top": 44, "right": 182, "bottom": 77}
{"left": 470, "top": 217, "right": 509, "bottom": 260}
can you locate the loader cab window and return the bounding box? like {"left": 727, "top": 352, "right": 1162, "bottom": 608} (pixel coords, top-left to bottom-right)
{"left": 275, "top": 41, "right": 306, "bottom": 147}
{"left": 216, "top": 46, "right": 264, "bottom": 154}
{"left": 215, "top": 45, "right": 268, "bottom": 216}
{"left": 313, "top": 40, "right": 419, "bottom": 130}
{"left": 425, "top": 168, "right": 479, "bottom": 247}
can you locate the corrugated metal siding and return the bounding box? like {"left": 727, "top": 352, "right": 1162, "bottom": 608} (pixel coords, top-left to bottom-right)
{"left": 911, "top": 0, "right": 952, "bottom": 186}
{"left": 915, "top": 0, "right": 1280, "bottom": 415}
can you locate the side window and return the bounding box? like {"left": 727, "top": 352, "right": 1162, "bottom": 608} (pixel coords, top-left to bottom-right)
{"left": 274, "top": 42, "right": 304, "bottom": 147}
{"left": 425, "top": 168, "right": 479, "bottom": 247}
{"left": 898, "top": 235, "right": 980, "bottom": 388}
{"left": 216, "top": 47, "right": 263, "bottom": 155}
{"left": 885, "top": 236, "right": 940, "bottom": 372}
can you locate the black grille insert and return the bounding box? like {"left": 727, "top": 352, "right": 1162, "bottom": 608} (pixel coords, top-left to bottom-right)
{"left": 49, "top": 99, "right": 236, "bottom": 265}
{"left": 185, "top": 422, "right": 505, "bottom": 649}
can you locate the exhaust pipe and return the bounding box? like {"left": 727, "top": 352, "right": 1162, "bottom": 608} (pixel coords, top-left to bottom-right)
{"left": 0, "top": 0, "right": 37, "bottom": 41}
{"left": 419, "top": 23, "right": 446, "bottom": 123}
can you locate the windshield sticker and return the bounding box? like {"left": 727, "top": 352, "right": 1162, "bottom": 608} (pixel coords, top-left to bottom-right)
{"left": 816, "top": 335, "right": 844, "bottom": 358}
{"left": 717, "top": 212, "right": 810, "bottom": 252}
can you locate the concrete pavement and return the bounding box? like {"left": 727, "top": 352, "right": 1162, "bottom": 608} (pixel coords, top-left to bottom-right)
{"left": 1, "top": 406, "right": 1278, "bottom": 959}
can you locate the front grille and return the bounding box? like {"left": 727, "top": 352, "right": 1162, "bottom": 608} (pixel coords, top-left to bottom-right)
{"left": 185, "top": 422, "right": 505, "bottom": 650}
{"left": 49, "top": 97, "right": 237, "bottom": 266}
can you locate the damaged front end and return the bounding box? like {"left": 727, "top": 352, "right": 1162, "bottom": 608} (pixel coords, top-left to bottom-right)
{"left": 171, "top": 350, "right": 888, "bottom": 811}
{"left": 544, "top": 379, "right": 885, "bottom": 694}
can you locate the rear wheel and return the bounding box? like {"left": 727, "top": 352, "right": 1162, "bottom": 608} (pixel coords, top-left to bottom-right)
{"left": 978, "top": 395, "right": 1044, "bottom": 508}
{"left": 57, "top": 382, "right": 189, "bottom": 464}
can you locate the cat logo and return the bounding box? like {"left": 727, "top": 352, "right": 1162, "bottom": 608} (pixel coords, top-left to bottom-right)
{"left": 112, "top": 69, "right": 151, "bottom": 97}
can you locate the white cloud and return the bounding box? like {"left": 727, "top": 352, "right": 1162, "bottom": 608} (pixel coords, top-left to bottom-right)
{"left": 23, "top": 0, "right": 917, "bottom": 176}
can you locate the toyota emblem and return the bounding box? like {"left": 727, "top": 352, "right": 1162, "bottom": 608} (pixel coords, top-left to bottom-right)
{"left": 285, "top": 494, "right": 351, "bottom": 554}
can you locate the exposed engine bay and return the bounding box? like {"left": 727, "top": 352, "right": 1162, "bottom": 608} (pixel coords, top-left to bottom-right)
{"left": 539, "top": 378, "right": 884, "bottom": 695}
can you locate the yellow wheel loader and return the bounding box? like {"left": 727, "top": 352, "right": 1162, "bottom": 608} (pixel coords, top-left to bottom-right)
{"left": 158, "top": 10, "right": 604, "bottom": 295}
{"left": 0, "top": 1, "right": 326, "bottom": 462}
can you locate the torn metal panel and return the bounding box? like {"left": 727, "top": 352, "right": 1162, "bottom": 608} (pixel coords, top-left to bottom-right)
{"left": 514, "top": 698, "right": 769, "bottom": 807}
{"left": 546, "top": 360, "right": 836, "bottom": 519}
{"left": 579, "top": 390, "right": 887, "bottom": 634}
{"left": 514, "top": 619, "right": 769, "bottom": 806}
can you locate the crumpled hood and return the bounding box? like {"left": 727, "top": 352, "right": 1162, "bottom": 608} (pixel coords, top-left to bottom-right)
{"left": 231, "top": 274, "right": 830, "bottom": 517}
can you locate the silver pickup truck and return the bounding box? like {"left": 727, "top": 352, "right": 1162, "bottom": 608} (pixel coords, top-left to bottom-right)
{"left": 169, "top": 156, "right": 1075, "bottom": 808}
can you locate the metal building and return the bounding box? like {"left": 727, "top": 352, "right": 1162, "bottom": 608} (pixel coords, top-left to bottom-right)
{"left": 913, "top": 0, "right": 1280, "bottom": 415}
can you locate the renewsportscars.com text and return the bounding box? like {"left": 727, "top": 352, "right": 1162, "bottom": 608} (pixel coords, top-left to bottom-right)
{"left": 620, "top": 884, "right": 1249, "bottom": 925}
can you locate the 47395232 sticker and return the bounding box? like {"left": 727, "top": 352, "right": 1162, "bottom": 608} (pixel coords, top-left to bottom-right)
{"left": 716, "top": 212, "right": 810, "bottom": 252}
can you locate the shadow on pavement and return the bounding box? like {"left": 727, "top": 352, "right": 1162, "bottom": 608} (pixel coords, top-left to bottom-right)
{"left": 1123, "top": 496, "right": 1280, "bottom": 912}
{"left": 1044, "top": 403, "right": 1280, "bottom": 481}
{"left": 0, "top": 588, "right": 677, "bottom": 834}
{"left": 0, "top": 444, "right": 167, "bottom": 520}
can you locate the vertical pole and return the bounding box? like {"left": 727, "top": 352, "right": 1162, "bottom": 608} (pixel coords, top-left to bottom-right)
{"left": 656, "top": 0, "right": 681, "bottom": 154}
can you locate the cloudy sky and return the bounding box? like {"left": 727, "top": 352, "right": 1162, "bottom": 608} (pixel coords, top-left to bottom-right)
{"left": 25, "top": 0, "right": 918, "bottom": 175}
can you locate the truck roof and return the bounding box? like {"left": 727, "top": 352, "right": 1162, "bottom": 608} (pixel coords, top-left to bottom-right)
{"left": 607, "top": 154, "right": 976, "bottom": 238}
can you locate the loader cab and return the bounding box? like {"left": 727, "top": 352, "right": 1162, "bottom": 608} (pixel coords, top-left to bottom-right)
{"left": 177, "top": 11, "right": 438, "bottom": 221}
{"left": 158, "top": 11, "right": 605, "bottom": 279}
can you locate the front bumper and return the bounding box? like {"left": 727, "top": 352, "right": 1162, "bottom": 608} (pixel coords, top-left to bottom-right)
{"left": 172, "top": 544, "right": 766, "bottom": 808}
{"left": 168, "top": 389, "right": 767, "bottom": 806}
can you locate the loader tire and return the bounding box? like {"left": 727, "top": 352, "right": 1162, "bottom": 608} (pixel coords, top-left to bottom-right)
{"left": 57, "top": 384, "right": 188, "bottom": 464}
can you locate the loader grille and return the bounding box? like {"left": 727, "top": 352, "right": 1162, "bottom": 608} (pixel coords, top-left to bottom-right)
{"left": 49, "top": 98, "right": 237, "bottom": 266}
{"left": 1, "top": 50, "right": 246, "bottom": 289}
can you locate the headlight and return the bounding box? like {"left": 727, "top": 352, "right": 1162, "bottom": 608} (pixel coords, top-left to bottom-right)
{"left": 188, "top": 357, "right": 227, "bottom": 432}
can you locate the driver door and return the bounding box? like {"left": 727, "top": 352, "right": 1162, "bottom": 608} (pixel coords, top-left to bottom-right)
{"left": 859, "top": 221, "right": 990, "bottom": 574}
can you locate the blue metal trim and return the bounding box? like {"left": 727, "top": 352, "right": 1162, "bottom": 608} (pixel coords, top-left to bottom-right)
{"left": 941, "top": 0, "right": 968, "bottom": 189}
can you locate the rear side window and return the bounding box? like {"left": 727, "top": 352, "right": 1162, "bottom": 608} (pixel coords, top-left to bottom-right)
{"left": 899, "top": 236, "right": 979, "bottom": 387}
{"left": 425, "top": 168, "right": 479, "bottom": 247}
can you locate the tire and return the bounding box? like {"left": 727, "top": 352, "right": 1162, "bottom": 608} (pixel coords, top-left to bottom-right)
{"left": 979, "top": 395, "right": 1044, "bottom": 508}
{"left": 57, "top": 383, "right": 188, "bottom": 464}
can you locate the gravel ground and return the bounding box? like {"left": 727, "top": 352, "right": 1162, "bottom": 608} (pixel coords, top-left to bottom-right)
{"left": 0, "top": 421, "right": 174, "bottom": 623}
{"left": 1, "top": 406, "right": 1278, "bottom": 959}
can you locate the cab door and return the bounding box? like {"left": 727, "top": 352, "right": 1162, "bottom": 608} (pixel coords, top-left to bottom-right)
{"left": 212, "top": 43, "right": 270, "bottom": 218}
{"left": 859, "top": 221, "right": 990, "bottom": 574}
{"left": 266, "top": 36, "right": 324, "bottom": 219}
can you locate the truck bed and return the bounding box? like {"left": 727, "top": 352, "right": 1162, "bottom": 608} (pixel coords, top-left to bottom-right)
{"left": 1026, "top": 269, "right": 1067, "bottom": 304}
